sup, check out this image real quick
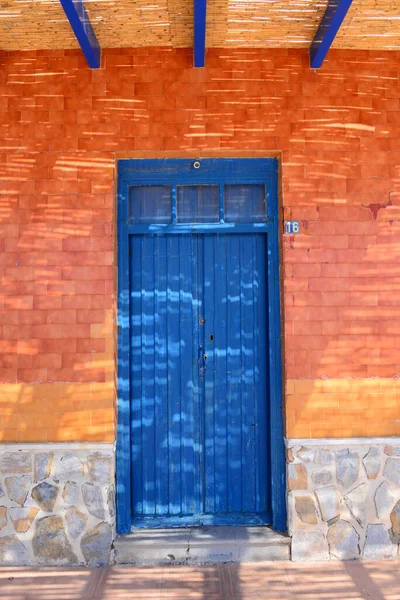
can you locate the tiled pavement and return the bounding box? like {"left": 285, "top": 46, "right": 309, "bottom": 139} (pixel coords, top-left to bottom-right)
{"left": 0, "top": 560, "right": 399, "bottom": 600}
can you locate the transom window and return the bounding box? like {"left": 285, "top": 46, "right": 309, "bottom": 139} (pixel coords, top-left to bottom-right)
{"left": 128, "top": 184, "right": 267, "bottom": 224}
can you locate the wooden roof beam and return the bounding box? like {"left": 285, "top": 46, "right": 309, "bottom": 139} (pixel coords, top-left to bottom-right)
{"left": 310, "top": 0, "right": 353, "bottom": 68}
{"left": 59, "top": 0, "right": 101, "bottom": 68}
{"left": 194, "top": 0, "right": 206, "bottom": 67}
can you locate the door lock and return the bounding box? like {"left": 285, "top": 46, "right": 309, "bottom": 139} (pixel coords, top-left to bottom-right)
{"left": 198, "top": 345, "right": 207, "bottom": 369}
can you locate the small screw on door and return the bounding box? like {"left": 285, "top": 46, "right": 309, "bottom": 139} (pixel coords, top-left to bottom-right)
{"left": 199, "top": 317, "right": 205, "bottom": 324}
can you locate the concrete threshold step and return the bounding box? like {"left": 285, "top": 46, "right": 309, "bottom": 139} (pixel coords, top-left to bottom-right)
{"left": 114, "top": 526, "right": 291, "bottom": 565}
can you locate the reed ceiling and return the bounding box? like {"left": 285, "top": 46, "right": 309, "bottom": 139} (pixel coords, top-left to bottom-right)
{"left": 0, "top": 0, "right": 398, "bottom": 52}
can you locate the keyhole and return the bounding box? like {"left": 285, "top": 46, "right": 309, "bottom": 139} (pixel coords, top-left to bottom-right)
{"left": 210, "top": 334, "right": 214, "bottom": 341}
{"left": 204, "top": 354, "right": 208, "bottom": 361}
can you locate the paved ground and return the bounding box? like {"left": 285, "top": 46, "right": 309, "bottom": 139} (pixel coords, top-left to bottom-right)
{"left": 0, "top": 560, "right": 400, "bottom": 599}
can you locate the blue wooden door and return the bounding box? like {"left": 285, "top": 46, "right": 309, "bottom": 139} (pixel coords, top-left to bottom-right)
{"left": 130, "top": 229, "right": 269, "bottom": 527}
{"left": 117, "top": 158, "right": 286, "bottom": 534}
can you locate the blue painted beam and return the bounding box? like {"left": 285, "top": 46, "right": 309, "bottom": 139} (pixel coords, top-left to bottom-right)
{"left": 194, "top": 0, "right": 207, "bottom": 67}
{"left": 310, "top": 0, "right": 353, "bottom": 68}
{"left": 59, "top": 0, "right": 101, "bottom": 68}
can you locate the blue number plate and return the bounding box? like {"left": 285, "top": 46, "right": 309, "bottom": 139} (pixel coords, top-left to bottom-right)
{"left": 284, "top": 220, "right": 300, "bottom": 234}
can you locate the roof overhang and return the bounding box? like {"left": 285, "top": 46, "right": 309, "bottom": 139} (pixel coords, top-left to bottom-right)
{"left": 0, "top": 0, "right": 398, "bottom": 69}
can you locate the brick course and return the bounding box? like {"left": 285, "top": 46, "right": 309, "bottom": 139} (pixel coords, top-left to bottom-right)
{"left": 0, "top": 47, "right": 399, "bottom": 441}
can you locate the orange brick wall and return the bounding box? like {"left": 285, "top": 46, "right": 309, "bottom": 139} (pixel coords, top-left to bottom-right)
{"left": 0, "top": 47, "right": 399, "bottom": 441}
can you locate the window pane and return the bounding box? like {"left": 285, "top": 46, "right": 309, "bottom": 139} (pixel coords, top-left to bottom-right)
{"left": 177, "top": 185, "right": 219, "bottom": 223}
{"left": 129, "top": 186, "right": 171, "bottom": 223}
{"left": 224, "top": 184, "right": 266, "bottom": 222}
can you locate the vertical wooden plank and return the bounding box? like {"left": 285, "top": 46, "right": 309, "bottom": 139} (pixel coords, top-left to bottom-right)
{"left": 154, "top": 235, "right": 168, "bottom": 516}
{"left": 203, "top": 234, "right": 216, "bottom": 514}
{"left": 226, "top": 234, "right": 242, "bottom": 513}
{"left": 196, "top": 235, "right": 205, "bottom": 518}
{"left": 240, "top": 234, "right": 256, "bottom": 513}
{"left": 141, "top": 236, "right": 156, "bottom": 515}
{"left": 167, "top": 235, "right": 182, "bottom": 515}
{"left": 130, "top": 235, "right": 143, "bottom": 517}
{"left": 180, "top": 235, "right": 196, "bottom": 516}
{"left": 255, "top": 234, "right": 268, "bottom": 514}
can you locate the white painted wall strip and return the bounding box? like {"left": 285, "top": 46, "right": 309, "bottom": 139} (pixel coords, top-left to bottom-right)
{"left": 286, "top": 437, "right": 400, "bottom": 446}
{"left": 0, "top": 442, "right": 115, "bottom": 451}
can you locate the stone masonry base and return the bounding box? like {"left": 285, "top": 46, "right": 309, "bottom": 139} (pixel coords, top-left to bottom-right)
{"left": 287, "top": 438, "right": 400, "bottom": 561}
{"left": 2, "top": 438, "right": 400, "bottom": 565}
{"left": 0, "top": 444, "right": 115, "bottom": 566}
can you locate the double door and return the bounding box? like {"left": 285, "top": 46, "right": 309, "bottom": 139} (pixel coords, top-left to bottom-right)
{"left": 130, "top": 232, "right": 269, "bottom": 526}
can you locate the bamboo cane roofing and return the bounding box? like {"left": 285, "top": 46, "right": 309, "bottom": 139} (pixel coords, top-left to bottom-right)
{"left": 0, "top": 0, "right": 399, "bottom": 52}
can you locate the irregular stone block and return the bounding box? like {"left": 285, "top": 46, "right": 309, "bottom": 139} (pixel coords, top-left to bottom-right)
{"left": 297, "top": 447, "right": 315, "bottom": 463}
{"left": 34, "top": 453, "right": 54, "bottom": 482}
{"left": 384, "top": 446, "right": 400, "bottom": 457}
{"left": 362, "top": 447, "right": 380, "bottom": 480}
{"left": 295, "top": 495, "right": 318, "bottom": 525}
{"left": 315, "top": 486, "right": 340, "bottom": 522}
{"left": 383, "top": 458, "right": 400, "bottom": 487}
{"left": 0, "top": 506, "right": 7, "bottom": 531}
{"left": 375, "top": 481, "right": 394, "bottom": 519}
{"left": 327, "top": 520, "right": 360, "bottom": 560}
{"left": 88, "top": 452, "right": 113, "bottom": 485}
{"left": 291, "top": 529, "right": 329, "bottom": 562}
{"left": 63, "top": 482, "right": 79, "bottom": 505}
{"left": 10, "top": 507, "right": 39, "bottom": 533}
{"left": 1, "top": 452, "right": 31, "bottom": 474}
{"left": 314, "top": 449, "right": 334, "bottom": 465}
{"left": 0, "top": 535, "right": 29, "bottom": 565}
{"left": 32, "top": 482, "right": 59, "bottom": 512}
{"left": 0, "top": 482, "right": 5, "bottom": 498}
{"left": 107, "top": 485, "right": 115, "bottom": 519}
{"left": 33, "top": 516, "right": 78, "bottom": 565}
{"left": 5, "top": 475, "right": 31, "bottom": 506}
{"left": 56, "top": 453, "right": 83, "bottom": 482}
{"left": 81, "top": 522, "right": 112, "bottom": 567}
{"left": 286, "top": 448, "right": 295, "bottom": 463}
{"left": 288, "top": 464, "right": 308, "bottom": 491}
{"left": 336, "top": 449, "right": 359, "bottom": 489}
{"left": 65, "top": 506, "right": 88, "bottom": 539}
{"left": 390, "top": 500, "right": 400, "bottom": 536}
{"left": 311, "top": 469, "right": 332, "bottom": 485}
{"left": 82, "top": 482, "right": 105, "bottom": 519}
{"left": 363, "top": 524, "right": 397, "bottom": 560}
{"left": 345, "top": 483, "right": 368, "bottom": 527}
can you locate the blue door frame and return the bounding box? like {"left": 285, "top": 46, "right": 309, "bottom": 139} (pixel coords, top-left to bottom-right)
{"left": 116, "top": 158, "right": 286, "bottom": 533}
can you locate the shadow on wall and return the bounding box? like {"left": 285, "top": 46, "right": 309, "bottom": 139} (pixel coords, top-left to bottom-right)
{"left": 0, "top": 47, "right": 398, "bottom": 442}
{"left": 0, "top": 148, "right": 117, "bottom": 441}
{"left": 284, "top": 195, "right": 400, "bottom": 439}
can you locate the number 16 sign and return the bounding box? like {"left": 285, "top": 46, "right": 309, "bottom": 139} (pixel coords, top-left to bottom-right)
{"left": 284, "top": 220, "right": 301, "bottom": 234}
